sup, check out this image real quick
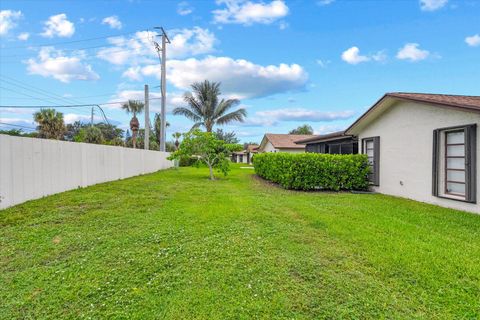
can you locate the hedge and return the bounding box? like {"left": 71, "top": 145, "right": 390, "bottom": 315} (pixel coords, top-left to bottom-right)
{"left": 253, "top": 152, "right": 370, "bottom": 191}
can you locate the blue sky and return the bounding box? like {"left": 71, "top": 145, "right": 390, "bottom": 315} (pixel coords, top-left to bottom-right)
{"left": 1, "top": 0, "right": 479, "bottom": 143}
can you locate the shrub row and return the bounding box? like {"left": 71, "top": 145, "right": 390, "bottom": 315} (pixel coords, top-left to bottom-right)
{"left": 253, "top": 152, "right": 370, "bottom": 191}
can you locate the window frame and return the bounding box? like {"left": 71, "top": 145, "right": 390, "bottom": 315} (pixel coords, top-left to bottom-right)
{"left": 362, "top": 136, "right": 380, "bottom": 186}
{"left": 432, "top": 124, "right": 477, "bottom": 203}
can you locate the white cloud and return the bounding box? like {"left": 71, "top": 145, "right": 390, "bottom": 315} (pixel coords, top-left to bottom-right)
{"left": 177, "top": 1, "right": 194, "bottom": 15}
{"left": 41, "top": 13, "right": 75, "bottom": 38}
{"left": 341, "top": 46, "right": 370, "bottom": 64}
{"left": 396, "top": 43, "right": 430, "bottom": 61}
{"left": 97, "top": 27, "right": 216, "bottom": 66}
{"left": 240, "top": 108, "right": 354, "bottom": 127}
{"left": 317, "top": 0, "right": 335, "bottom": 5}
{"left": 465, "top": 34, "right": 480, "bottom": 47}
{"left": 314, "top": 124, "right": 346, "bottom": 135}
{"left": 0, "top": 10, "right": 22, "bottom": 36}
{"left": 420, "top": 0, "right": 448, "bottom": 11}
{"left": 102, "top": 16, "right": 122, "bottom": 29}
{"left": 278, "top": 21, "right": 288, "bottom": 30}
{"left": 17, "top": 32, "right": 29, "bottom": 41}
{"left": 106, "top": 89, "right": 184, "bottom": 113}
{"left": 122, "top": 66, "right": 143, "bottom": 81}
{"left": 64, "top": 113, "right": 102, "bottom": 124}
{"left": 256, "top": 108, "right": 354, "bottom": 122}
{"left": 26, "top": 47, "right": 100, "bottom": 83}
{"left": 316, "top": 59, "right": 330, "bottom": 68}
{"left": 141, "top": 56, "right": 308, "bottom": 99}
{"left": 213, "top": 0, "right": 289, "bottom": 25}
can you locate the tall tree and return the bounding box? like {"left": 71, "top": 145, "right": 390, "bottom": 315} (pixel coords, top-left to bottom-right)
{"left": 33, "top": 108, "right": 65, "bottom": 140}
{"left": 289, "top": 124, "right": 314, "bottom": 135}
{"left": 172, "top": 132, "right": 182, "bottom": 150}
{"left": 121, "top": 100, "right": 144, "bottom": 148}
{"left": 173, "top": 80, "right": 247, "bottom": 132}
{"left": 215, "top": 128, "right": 239, "bottom": 144}
{"left": 153, "top": 113, "right": 170, "bottom": 148}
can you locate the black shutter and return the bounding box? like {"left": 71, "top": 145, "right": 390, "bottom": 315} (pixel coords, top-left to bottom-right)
{"left": 432, "top": 129, "right": 440, "bottom": 197}
{"left": 465, "top": 124, "right": 477, "bottom": 203}
{"left": 373, "top": 136, "right": 380, "bottom": 186}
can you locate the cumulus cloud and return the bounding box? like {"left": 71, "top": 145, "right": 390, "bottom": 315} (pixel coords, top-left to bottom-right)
{"left": 239, "top": 108, "right": 354, "bottom": 127}
{"left": 41, "top": 13, "right": 75, "bottom": 38}
{"left": 396, "top": 43, "right": 430, "bottom": 61}
{"left": 341, "top": 47, "right": 370, "bottom": 64}
{"left": 26, "top": 47, "right": 100, "bottom": 83}
{"left": 102, "top": 16, "right": 122, "bottom": 29}
{"left": 0, "top": 10, "right": 22, "bottom": 36}
{"left": 64, "top": 113, "right": 103, "bottom": 124}
{"left": 256, "top": 108, "right": 354, "bottom": 122}
{"left": 314, "top": 124, "right": 346, "bottom": 135}
{"left": 140, "top": 56, "right": 308, "bottom": 99}
{"left": 465, "top": 34, "right": 480, "bottom": 47}
{"left": 177, "top": 1, "right": 194, "bottom": 15}
{"left": 105, "top": 89, "right": 184, "bottom": 113}
{"left": 420, "top": 0, "right": 448, "bottom": 11}
{"left": 97, "top": 27, "right": 216, "bottom": 66}
{"left": 17, "top": 32, "right": 29, "bottom": 41}
{"left": 213, "top": 0, "right": 289, "bottom": 25}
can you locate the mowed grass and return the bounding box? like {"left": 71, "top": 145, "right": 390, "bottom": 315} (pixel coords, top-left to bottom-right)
{"left": 1, "top": 164, "right": 479, "bottom": 319}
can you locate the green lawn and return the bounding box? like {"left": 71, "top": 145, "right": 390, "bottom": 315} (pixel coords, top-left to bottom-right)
{"left": 1, "top": 164, "right": 479, "bottom": 319}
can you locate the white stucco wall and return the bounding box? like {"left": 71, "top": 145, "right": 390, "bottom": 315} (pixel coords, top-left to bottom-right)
{"left": 260, "top": 141, "right": 305, "bottom": 153}
{"left": 0, "top": 135, "right": 173, "bottom": 210}
{"left": 356, "top": 101, "right": 479, "bottom": 214}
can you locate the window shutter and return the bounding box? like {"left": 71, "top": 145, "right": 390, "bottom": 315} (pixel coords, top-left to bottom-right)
{"left": 465, "top": 124, "right": 477, "bottom": 203}
{"left": 373, "top": 137, "right": 380, "bottom": 186}
{"left": 432, "top": 129, "right": 440, "bottom": 197}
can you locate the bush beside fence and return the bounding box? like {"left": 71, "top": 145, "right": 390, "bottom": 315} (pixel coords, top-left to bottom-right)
{"left": 253, "top": 152, "right": 370, "bottom": 191}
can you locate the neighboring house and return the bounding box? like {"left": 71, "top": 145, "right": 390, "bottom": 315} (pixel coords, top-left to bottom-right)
{"left": 258, "top": 134, "right": 315, "bottom": 153}
{"left": 231, "top": 144, "right": 258, "bottom": 164}
{"left": 345, "top": 92, "right": 479, "bottom": 214}
{"left": 295, "top": 131, "right": 358, "bottom": 154}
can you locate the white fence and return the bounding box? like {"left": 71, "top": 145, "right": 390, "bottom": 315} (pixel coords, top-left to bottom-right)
{"left": 0, "top": 134, "right": 173, "bottom": 209}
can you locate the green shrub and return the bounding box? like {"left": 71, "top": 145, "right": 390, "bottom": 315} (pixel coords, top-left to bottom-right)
{"left": 179, "top": 156, "right": 198, "bottom": 167}
{"left": 253, "top": 152, "right": 370, "bottom": 191}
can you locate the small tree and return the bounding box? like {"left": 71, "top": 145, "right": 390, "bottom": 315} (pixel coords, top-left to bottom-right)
{"left": 215, "top": 129, "right": 239, "bottom": 144}
{"left": 289, "top": 124, "right": 314, "bottom": 135}
{"left": 33, "top": 108, "right": 65, "bottom": 139}
{"left": 82, "top": 126, "right": 104, "bottom": 144}
{"left": 168, "top": 130, "right": 231, "bottom": 180}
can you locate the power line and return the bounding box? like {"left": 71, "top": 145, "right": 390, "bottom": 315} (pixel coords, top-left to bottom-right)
{"left": 0, "top": 122, "right": 36, "bottom": 131}
{"left": 0, "top": 97, "right": 162, "bottom": 109}
{"left": 1, "top": 30, "right": 148, "bottom": 50}
{"left": 0, "top": 75, "right": 93, "bottom": 115}
{"left": 0, "top": 33, "right": 157, "bottom": 59}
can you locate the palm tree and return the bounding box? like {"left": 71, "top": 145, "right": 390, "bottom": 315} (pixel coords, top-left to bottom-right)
{"left": 33, "top": 108, "right": 65, "bottom": 140}
{"left": 121, "top": 100, "right": 144, "bottom": 148}
{"left": 173, "top": 80, "right": 247, "bottom": 132}
{"left": 172, "top": 132, "right": 182, "bottom": 150}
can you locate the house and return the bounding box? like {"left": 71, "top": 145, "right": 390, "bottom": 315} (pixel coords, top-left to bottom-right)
{"left": 258, "top": 134, "right": 315, "bottom": 153}
{"left": 345, "top": 92, "right": 479, "bottom": 213}
{"left": 231, "top": 144, "right": 258, "bottom": 164}
{"left": 295, "top": 131, "right": 358, "bottom": 154}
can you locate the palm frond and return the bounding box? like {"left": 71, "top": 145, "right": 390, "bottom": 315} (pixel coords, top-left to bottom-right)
{"left": 173, "top": 107, "right": 203, "bottom": 123}
{"left": 215, "top": 108, "right": 247, "bottom": 125}
{"left": 213, "top": 98, "right": 240, "bottom": 118}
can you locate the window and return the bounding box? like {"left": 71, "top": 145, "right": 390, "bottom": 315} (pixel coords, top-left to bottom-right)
{"left": 362, "top": 137, "right": 380, "bottom": 186}
{"left": 433, "top": 124, "right": 476, "bottom": 203}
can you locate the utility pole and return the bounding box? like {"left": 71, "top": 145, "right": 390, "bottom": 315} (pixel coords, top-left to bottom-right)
{"left": 90, "top": 107, "right": 94, "bottom": 127}
{"left": 144, "top": 84, "right": 149, "bottom": 150}
{"left": 153, "top": 27, "right": 170, "bottom": 152}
